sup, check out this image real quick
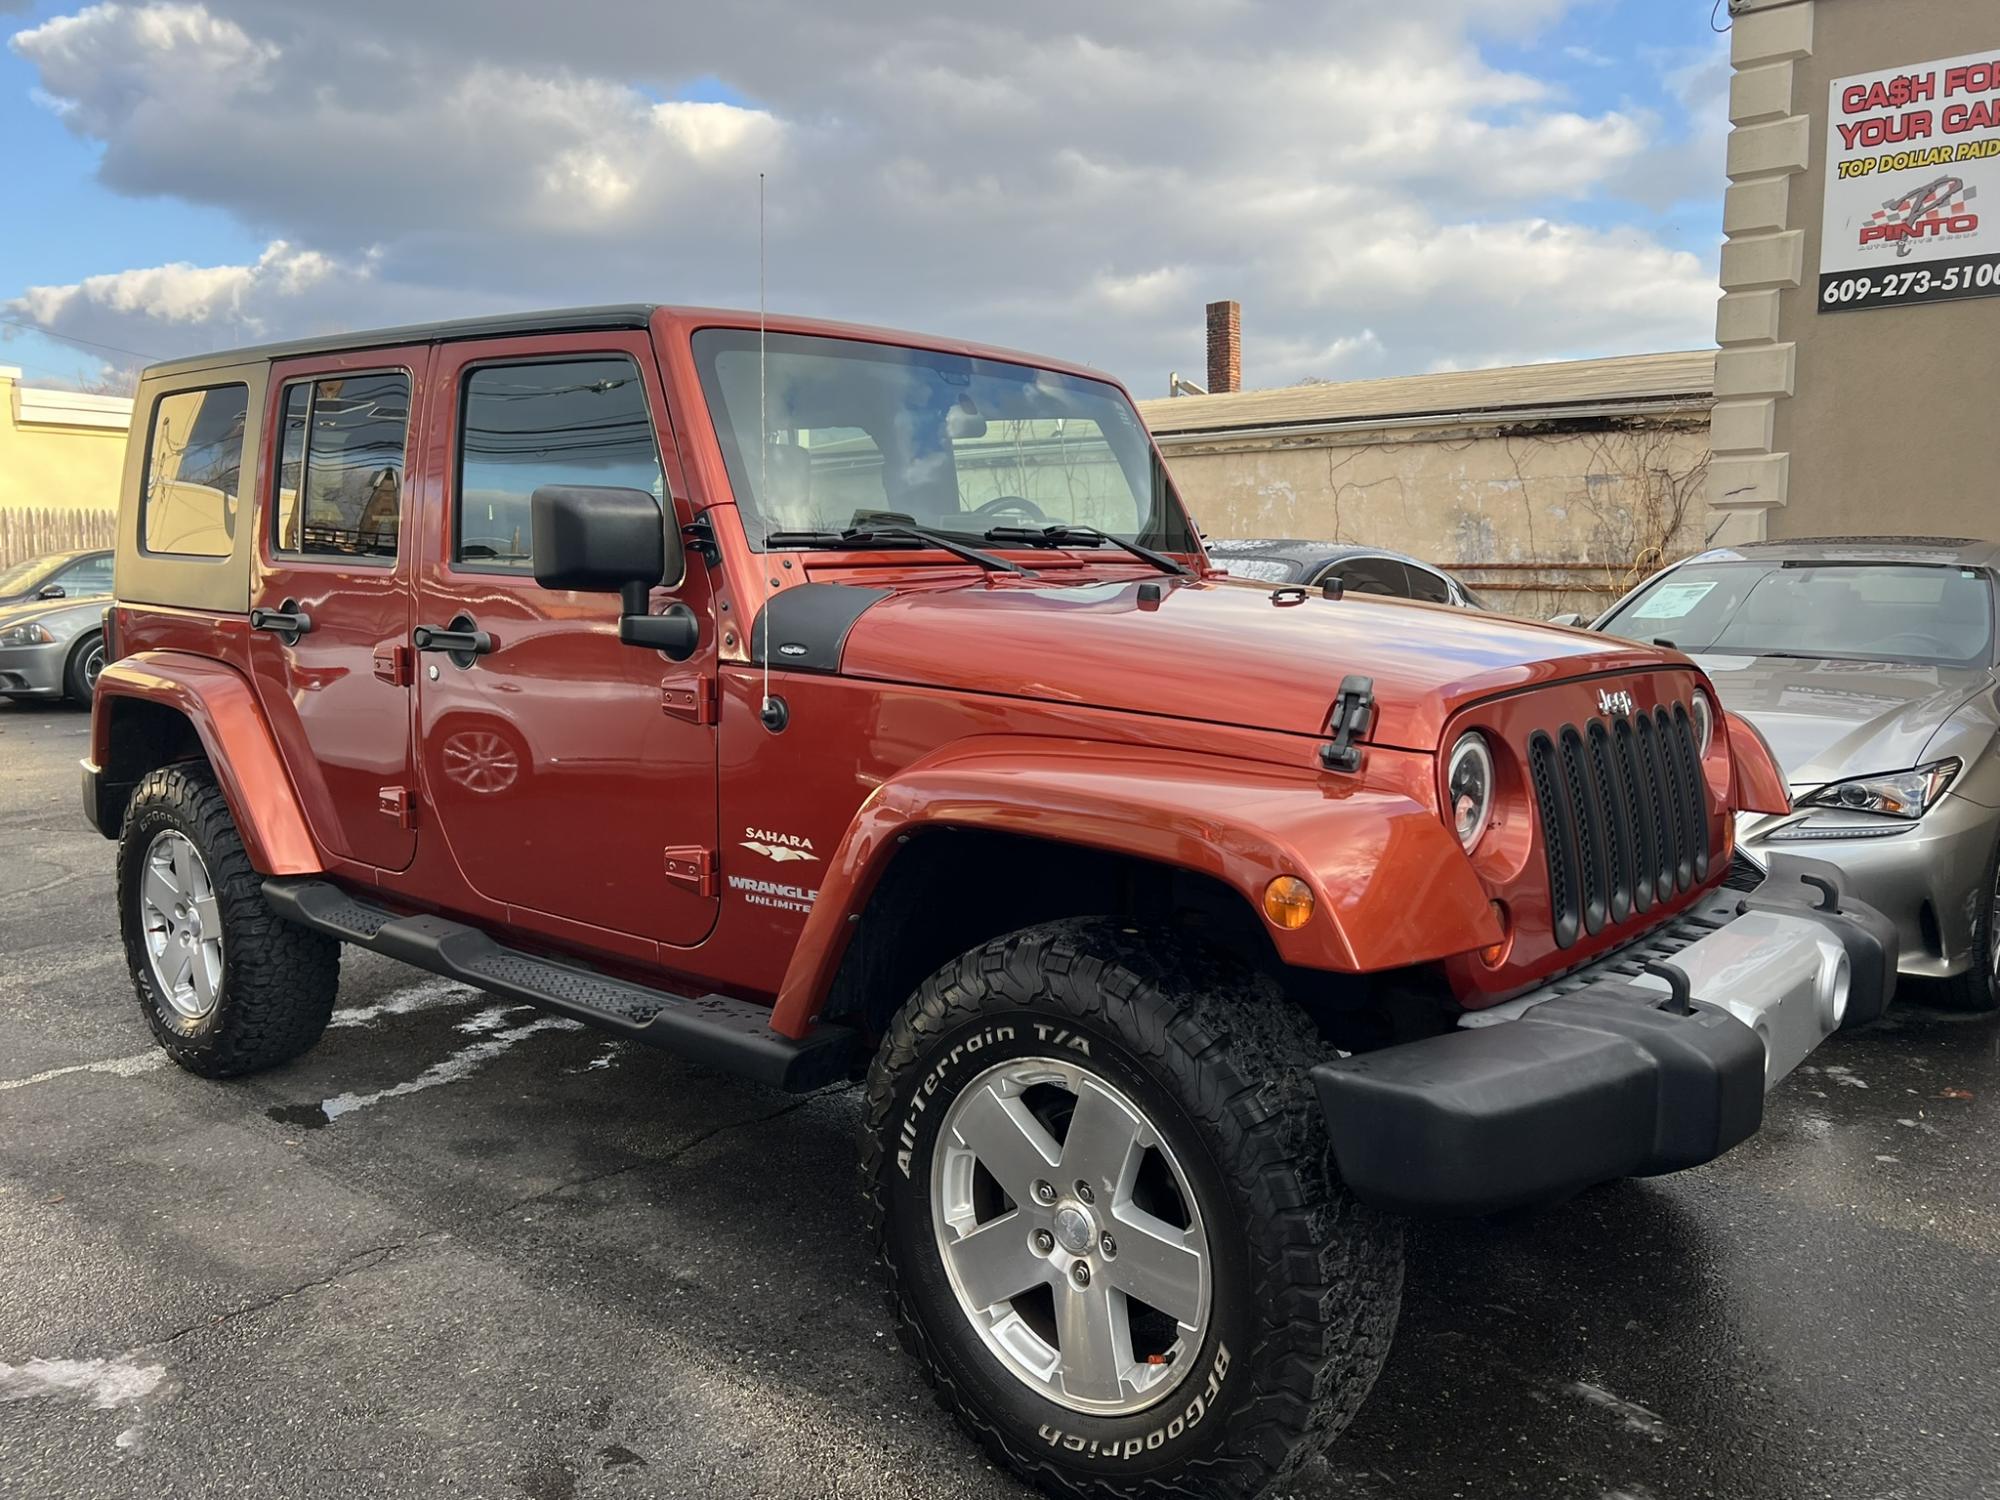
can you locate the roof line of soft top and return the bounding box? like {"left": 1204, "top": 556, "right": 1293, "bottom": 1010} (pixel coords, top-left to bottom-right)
{"left": 139, "top": 304, "right": 663, "bottom": 380}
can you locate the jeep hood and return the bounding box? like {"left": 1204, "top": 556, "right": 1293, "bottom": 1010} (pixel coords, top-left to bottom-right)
{"left": 832, "top": 575, "right": 1687, "bottom": 749}
{"left": 1693, "top": 652, "right": 1993, "bottom": 789}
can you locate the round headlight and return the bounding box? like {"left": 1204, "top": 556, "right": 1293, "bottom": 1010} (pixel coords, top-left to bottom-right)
{"left": 1691, "top": 690, "right": 1714, "bottom": 755}
{"left": 1446, "top": 732, "right": 1495, "bottom": 850}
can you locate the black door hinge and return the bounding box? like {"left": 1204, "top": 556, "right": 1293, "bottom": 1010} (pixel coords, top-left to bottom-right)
{"left": 1319, "top": 674, "right": 1375, "bottom": 773}
{"left": 683, "top": 514, "right": 721, "bottom": 567}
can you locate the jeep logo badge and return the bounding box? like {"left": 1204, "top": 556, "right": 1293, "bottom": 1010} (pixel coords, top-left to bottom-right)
{"left": 1597, "top": 689, "right": 1634, "bottom": 717}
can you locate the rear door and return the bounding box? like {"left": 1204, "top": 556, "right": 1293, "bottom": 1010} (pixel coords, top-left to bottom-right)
{"left": 247, "top": 347, "right": 426, "bottom": 871}
{"left": 411, "top": 332, "right": 720, "bottom": 947}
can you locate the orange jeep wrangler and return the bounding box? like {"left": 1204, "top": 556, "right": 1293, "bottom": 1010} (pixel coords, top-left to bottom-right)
{"left": 84, "top": 305, "right": 1894, "bottom": 1498}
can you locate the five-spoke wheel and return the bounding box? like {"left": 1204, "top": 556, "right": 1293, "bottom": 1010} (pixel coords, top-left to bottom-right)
{"left": 933, "top": 1057, "right": 1210, "bottom": 1414}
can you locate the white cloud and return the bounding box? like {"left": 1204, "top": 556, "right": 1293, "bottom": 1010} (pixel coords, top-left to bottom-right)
{"left": 7, "top": 0, "right": 1723, "bottom": 392}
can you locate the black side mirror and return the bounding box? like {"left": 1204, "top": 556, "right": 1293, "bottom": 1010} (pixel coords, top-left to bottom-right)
{"left": 530, "top": 485, "right": 698, "bottom": 661}
{"left": 37, "top": 583, "right": 66, "bottom": 600}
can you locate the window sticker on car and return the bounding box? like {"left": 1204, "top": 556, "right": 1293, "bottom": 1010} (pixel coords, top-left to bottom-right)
{"left": 1630, "top": 580, "right": 1718, "bottom": 620}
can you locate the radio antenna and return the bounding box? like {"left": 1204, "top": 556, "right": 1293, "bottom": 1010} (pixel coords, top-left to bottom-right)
{"left": 758, "top": 170, "right": 772, "bottom": 724}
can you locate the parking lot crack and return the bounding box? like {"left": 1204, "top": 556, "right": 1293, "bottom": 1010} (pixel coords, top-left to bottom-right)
{"left": 141, "top": 1233, "right": 445, "bottom": 1351}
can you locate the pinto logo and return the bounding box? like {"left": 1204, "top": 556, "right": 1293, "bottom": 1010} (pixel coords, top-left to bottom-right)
{"left": 740, "top": 827, "right": 819, "bottom": 864}
{"left": 1859, "top": 175, "right": 1979, "bottom": 256}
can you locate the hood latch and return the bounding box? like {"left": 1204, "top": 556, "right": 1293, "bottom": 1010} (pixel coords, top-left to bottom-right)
{"left": 1319, "top": 674, "right": 1375, "bottom": 773}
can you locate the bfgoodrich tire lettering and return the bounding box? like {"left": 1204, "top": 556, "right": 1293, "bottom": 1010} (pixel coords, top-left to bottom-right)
{"left": 118, "top": 763, "right": 341, "bottom": 1076}
{"left": 862, "top": 918, "right": 1403, "bottom": 1499}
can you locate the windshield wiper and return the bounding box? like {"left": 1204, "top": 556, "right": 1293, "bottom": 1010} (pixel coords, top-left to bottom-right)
{"left": 764, "top": 525, "right": 1033, "bottom": 576}
{"left": 983, "top": 524, "right": 1190, "bottom": 577}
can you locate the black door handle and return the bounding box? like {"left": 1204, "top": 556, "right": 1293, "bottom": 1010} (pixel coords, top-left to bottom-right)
{"left": 249, "top": 601, "right": 313, "bottom": 643}
{"left": 412, "top": 615, "right": 495, "bottom": 667}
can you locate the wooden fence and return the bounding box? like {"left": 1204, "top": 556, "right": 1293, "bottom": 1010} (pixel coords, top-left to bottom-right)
{"left": 0, "top": 508, "right": 118, "bottom": 569}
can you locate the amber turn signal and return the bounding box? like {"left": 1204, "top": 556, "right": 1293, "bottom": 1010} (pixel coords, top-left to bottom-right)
{"left": 1478, "top": 900, "right": 1512, "bottom": 966}
{"left": 1262, "top": 876, "right": 1316, "bottom": 930}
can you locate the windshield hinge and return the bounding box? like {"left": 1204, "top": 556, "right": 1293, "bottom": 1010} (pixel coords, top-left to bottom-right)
{"left": 1319, "top": 675, "right": 1375, "bottom": 774}
{"left": 660, "top": 674, "right": 716, "bottom": 725}
{"left": 683, "top": 514, "right": 721, "bottom": 567}
{"left": 663, "top": 845, "right": 717, "bottom": 897}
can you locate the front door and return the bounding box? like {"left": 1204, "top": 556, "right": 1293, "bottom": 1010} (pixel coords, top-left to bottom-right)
{"left": 412, "top": 332, "right": 720, "bottom": 947}
{"left": 247, "top": 347, "right": 427, "bottom": 871}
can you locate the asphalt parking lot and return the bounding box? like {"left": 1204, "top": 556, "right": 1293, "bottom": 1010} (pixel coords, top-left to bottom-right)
{"left": 2, "top": 698, "right": 1998, "bottom": 1500}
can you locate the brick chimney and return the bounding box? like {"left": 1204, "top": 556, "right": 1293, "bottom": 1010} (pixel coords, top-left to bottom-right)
{"left": 1205, "top": 299, "right": 1241, "bottom": 394}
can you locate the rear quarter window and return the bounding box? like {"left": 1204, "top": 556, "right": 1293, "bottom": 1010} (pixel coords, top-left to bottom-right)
{"left": 142, "top": 385, "right": 249, "bottom": 559}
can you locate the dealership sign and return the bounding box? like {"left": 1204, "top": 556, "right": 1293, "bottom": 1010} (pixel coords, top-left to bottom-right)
{"left": 1819, "top": 50, "right": 2000, "bottom": 312}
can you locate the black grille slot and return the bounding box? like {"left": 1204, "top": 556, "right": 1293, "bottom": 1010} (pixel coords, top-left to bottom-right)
{"left": 1587, "top": 722, "right": 1634, "bottom": 924}
{"left": 1527, "top": 732, "right": 1580, "bottom": 949}
{"left": 1529, "top": 696, "right": 1714, "bottom": 947}
{"left": 1559, "top": 727, "right": 1609, "bottom": 936}
{"left": 1612, "top": 717, "right": 1655, "bottom": 913}
{"left": 1634, "top": 711, "right": 1678, "bottom": 895}
{"left": 1655, "top": 706, "right": 1692, "bottom": 891}
{"left": 1671, "top": 704, "right": 1711, "bottom": 882}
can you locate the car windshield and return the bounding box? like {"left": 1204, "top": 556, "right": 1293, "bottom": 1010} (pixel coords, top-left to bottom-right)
{"left": 692, "top": 329, "right": 1195, "bottom": 555}
{"left": 0, "top": 555, "right": 62, "bottom": 594}
{"left": 1600, "top": 559, "right": 1995, "bottom": 667}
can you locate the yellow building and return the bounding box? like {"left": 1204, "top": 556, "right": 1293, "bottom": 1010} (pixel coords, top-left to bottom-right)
{"left": 0, "top": 365, "right": 131, "bottom": 567}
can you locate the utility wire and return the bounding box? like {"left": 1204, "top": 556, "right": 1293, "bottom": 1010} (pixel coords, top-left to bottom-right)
{"left": 0, "top": 313, "right": 163, "bottom": 363}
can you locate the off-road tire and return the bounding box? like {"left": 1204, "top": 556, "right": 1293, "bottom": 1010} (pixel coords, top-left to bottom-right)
{"left": 1930, "top": 833, "right": 2000, "bottom": 1013}
{"left": 862, "top": 918, "right": 1403, "bottom": 1500}
{"left": 63, "top": 632, "right": 104, "bottom": 705}
{"left": 118, "top": 763, "right": 340, "bottom": 1075}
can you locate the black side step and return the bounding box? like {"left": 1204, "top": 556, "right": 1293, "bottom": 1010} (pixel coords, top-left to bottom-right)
{"left": 263, "top": 878, "right": 857, "bottom": 1092}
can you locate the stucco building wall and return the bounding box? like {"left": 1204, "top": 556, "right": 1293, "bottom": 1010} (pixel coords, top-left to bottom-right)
{"left": 1151, "top": 404, "right": 1715, "bottom": 618}
{"left": 0, "top": 367, "right": 130, "bottom": 565}
{"left": 1715, "top": 0, "right": 1999, "bottom": 541}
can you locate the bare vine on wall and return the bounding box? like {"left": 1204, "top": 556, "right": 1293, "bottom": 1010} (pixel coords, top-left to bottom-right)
{"left": 1573, "top": 423, "right": 1712, "bottom": 594}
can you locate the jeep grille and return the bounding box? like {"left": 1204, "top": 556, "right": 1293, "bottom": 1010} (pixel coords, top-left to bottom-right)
{"left": 1527, "top": 704, "right": 1709, "bottom": 948}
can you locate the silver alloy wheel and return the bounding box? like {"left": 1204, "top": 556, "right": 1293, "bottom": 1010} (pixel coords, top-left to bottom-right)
{"left": 930, "top": 1056, "right": 1212, "bottom": 1416}
{"left": 139, "top": 829, "right": 224, "bottom": 1020}
{"left": 82, "top": 642, "right": 106, "bottom": 693}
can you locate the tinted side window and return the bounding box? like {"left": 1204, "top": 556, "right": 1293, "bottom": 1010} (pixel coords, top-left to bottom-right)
{"left": 55, "top": 555, "right": 115, "bottom": 594}
{"left": 455, "top": 358, "right": 663, "bottom": 572}
{"left": 1325, "top": 556, "right": 1409, "bottom": 598}
{"left": 272, "top": 372, "right": 410, "bottom": 561}
{"left": 143, "top": 385, "right": 248, "bottom": 558}
{"left": 1403, "top": 565, "right": 1453, "bottom": 605}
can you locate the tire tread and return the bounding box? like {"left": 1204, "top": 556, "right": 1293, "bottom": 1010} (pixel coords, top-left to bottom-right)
{"left": 861, "top": 918, "right": 1402, "bottom": 1500}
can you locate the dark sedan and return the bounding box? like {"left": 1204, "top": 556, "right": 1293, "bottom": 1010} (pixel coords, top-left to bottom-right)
{"left": 1204, "top": 538, "right": 1489, "bottom": 608}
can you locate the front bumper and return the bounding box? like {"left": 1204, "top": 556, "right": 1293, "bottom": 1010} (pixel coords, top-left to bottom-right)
{"left": 1737, "top": 795, "right": 1997, "bottom": 978}
{"left": 1311, "top": 854, "right": 1896, "bottom": 1216}
{"left": 0, "top": 641, "right": 66, "bottom": 697}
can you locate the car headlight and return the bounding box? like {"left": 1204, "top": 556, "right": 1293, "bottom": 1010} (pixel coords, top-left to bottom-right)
{"left": 1690, "top": 690, "right": 1714, "bottom": 755}
{"left": 0, "top": 622, "right": 55, "bottom": 647}
{"left": 1446, "top": 732, "right": 1495, "bottom": 849}
{"left": 1796, "top": 758, "right": 1959, "bottom": 820}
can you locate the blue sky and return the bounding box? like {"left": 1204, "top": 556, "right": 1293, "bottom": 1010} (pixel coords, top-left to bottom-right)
{"left": 1, "top": 1, "right": 1734, "bottom": 393}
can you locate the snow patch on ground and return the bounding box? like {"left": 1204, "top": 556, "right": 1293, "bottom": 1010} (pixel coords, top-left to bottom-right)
{"left": 0, "top": 1052, "right": 165, "bottom": 1093}
{"left": 318, "top": 1014, "right": 583, "bottom": 1121}
{"left": 327, "top": 977, "right": 485, "bottom": 1029}
{"left": 0, "top": 1355, "right": 165, "bottom": 1410}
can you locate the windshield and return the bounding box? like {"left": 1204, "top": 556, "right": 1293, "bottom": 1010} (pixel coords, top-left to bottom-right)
{"left": 1600, "top": 560, "right": 1995, "bottom": 667}
{"left": 692, "top": 329, "right": 1195, "bottom": 555}
{"left": 0, "top": 555, "right": 63, "bottom": 594}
